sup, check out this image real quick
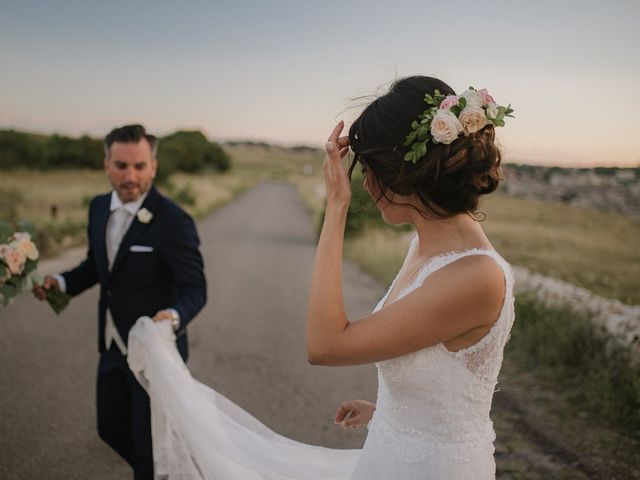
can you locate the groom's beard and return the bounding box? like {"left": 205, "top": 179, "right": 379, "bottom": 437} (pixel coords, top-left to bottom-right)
{"left": 117, "top": 182, "right": 148, "bottom": 203}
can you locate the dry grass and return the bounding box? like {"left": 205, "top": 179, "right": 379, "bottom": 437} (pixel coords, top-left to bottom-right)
{"left": 167, "top": 172, "right": 251, "bottom": 218}
{"left": 0, "top": 169, "right": 110, "bottom": 227}
{"left": 292, "top": 175, "right": 640, "bottom": 305}
{"left": 3, "top": 147, "right": 638, "bottom": 305}
{"left": 0, "top": 168, "right": 249, "bottom": 256}
{"left": 480, "top": 192, "right": 640, "bottom": 305}
{"left": 343, "top": 228, "right": 410, "bottom": 285}
{"left": 227, "top": 145, "right": 323, "bottom": 180}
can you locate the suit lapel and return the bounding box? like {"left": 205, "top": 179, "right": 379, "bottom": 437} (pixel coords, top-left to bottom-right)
{"left": 95, "top": 196, "right": 110, "bottom": 281}
{"left": 109, "top": 186, "right": 160, "bottom": 277}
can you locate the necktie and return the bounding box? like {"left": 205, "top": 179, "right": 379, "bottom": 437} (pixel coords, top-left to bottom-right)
{"left": 107, "top": 207, "right": 131, "bottom": 270}
{"left": 105, "top": 206, "right": 132, "bottom": 354}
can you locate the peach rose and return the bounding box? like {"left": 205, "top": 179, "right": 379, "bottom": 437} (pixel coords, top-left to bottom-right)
{"left": 2, "top": 245, "right": 27, "bottom": 275}
{"left": 430, "top": 110, "right": 463, "bottom": 144}
{"left": 458, "top": 105, "right": 489, "bottom": 134}
{"left": 13, "top": 234, "right": 39, "bottom": 261}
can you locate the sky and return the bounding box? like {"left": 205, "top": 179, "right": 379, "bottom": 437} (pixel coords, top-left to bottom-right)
{"left": 1, "top": 0, "right": 639, "bottom": 167}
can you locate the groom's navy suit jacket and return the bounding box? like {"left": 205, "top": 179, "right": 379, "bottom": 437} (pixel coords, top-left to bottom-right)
{"left": 62, "top": 185, "right": 206, "bottom": 359}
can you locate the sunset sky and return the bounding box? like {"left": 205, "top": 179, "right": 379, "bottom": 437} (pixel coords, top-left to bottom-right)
{"left": 1, "top": 0, "right": 638, "bottom": 167}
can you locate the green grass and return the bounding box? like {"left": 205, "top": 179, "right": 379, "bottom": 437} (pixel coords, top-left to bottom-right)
{"left": 508, "top": 295, "right": 640, "bottom": 432}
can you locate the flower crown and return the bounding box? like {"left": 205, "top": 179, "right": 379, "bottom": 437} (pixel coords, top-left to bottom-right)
{"left": 403, "top": 87, "right": 514, "bottom": 163}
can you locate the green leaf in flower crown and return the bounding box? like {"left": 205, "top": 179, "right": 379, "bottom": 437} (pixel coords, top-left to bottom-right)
{"left": 411, "top": 120, "right": 419, "bottom": 129}
{"left": 419, "top": 143, "right": 427, "bottom": 157}
{"left": 424, "top": 94, "right": 434, "bottom": 105}
{"left": 416, "top": 125, "right": 429, "bottom": 141}
{"left": 403, "top": 131, "right": 417, "bottom": 146}
{"left": 404, "top": 151, "right": 415, "bottom": 162}
{"left": 458, "top": 97, "right": 467, "bottom": 110}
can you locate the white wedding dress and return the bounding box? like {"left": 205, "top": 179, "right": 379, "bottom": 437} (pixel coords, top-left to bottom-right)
{"left": 128, "top": 241, "right": 515, "bottom": 480}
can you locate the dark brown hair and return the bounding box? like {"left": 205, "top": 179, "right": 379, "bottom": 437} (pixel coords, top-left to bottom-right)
{"left": 104, "top": 124, "right": 158, "bottom": 157}
{"left": 348, "top": 76, "right": 503, "bottom": 218}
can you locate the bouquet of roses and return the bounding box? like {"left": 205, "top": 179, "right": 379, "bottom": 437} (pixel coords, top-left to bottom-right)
{"left": 0, "top": 221, "right": 70, "bottom": 314}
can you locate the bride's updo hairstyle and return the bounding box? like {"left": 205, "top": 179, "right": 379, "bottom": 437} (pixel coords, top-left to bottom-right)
{"left": 348, "top": 76, "right": 503, "bottom": 218}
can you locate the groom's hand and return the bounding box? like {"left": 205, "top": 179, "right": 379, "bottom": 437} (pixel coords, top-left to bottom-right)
{"left": 153, "top": 309, "right": 181, "bottom": 332}
{"left": 32, "top": 275, "right": 60, "bottom": 301}
{"left": 152, "top": 310, "right": 173, "bottom": 322}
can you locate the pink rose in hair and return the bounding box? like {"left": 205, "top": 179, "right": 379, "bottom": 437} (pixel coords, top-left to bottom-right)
{"left": 478, "top": 89, "right": 495, "bottom": 107}
{"left": 439, "top": 95, "right": 459, "bottom": 111}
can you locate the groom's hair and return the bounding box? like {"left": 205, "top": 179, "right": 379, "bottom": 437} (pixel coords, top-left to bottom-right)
{"left": 104, "top": 124, "right": 158, "bottom": 158}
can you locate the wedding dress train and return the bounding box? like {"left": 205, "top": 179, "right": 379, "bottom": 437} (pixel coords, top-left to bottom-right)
{"left": 128, "top": 243, "right": 514, "bottom": 480}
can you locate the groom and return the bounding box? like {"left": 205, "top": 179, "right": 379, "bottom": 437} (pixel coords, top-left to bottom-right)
{"left": 34, "top": 124, "right": 207, "bottom": 479}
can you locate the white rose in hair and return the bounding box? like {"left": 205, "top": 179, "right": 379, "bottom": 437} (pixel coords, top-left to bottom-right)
{"left": 461, "top": 89, "right": 484, "bottom": 108}
{"left": 486, "top": 102, "right": 499, "bottom": 120}
{"left": 430, "top": 110, "right": 463, "bottom": 144}
{"left": 459, "top": 105, "right": 489, "bottom": 134}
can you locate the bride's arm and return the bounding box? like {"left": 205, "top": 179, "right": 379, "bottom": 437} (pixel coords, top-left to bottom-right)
{"left": 306, "top": 121, "right": 352, "bottom": 362}
{"left": 306, "top": 123, "right": 505, "bottom": 366}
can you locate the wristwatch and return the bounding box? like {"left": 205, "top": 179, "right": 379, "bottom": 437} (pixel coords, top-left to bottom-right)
{"left": 167, "top": 308, "right": 180, "bottom": 332}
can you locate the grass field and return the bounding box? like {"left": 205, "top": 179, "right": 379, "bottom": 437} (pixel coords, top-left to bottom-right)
{"left": 0, "top": 168, "right": 249, "bottom": 256}
{"left": 295, "top": 169, "right": 640, "bottom": 305}
{"left": 2, "top": 148, "right": 638, "bottom": 474}
{"left": 481, "top": 192, "right": 640, "bottom": 305}
{"left": 1, "top": 148, "right": 638, "bottom": 305}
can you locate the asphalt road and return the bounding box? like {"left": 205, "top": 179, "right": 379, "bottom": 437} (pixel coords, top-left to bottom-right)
{"left": 0, "top": 181, "right": 384, "bottom": 479}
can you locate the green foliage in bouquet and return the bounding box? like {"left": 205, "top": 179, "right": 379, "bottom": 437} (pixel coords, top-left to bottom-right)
{"left": 0, "top": 220, "right": 70, "bottom": 313}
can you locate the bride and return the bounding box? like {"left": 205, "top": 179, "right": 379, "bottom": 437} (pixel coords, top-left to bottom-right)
{"left": 128, "top": 75, "right": 515, "bottom": 479}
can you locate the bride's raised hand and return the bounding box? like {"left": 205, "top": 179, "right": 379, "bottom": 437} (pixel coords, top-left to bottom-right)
{"left": 323, "top": 121, "right": 351, "bottom": 210}
{"left": 334, "top": 399, "right": 376, "bottom": 429}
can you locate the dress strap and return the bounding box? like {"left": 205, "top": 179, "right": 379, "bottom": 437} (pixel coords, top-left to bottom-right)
{"left": 412, "top": 248, "right": 514, "bottom": 297}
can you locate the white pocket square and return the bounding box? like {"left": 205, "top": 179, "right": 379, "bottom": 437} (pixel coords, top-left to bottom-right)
{"left": 130, "top": 245, "right": 154, "bottom": 252}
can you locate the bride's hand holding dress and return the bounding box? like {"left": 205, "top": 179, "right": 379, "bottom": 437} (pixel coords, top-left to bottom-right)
{"left": 334, "top": 400, "right": 376, "bottom": 429}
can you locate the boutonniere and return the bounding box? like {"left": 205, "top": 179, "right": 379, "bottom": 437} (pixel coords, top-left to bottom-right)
{"left": 136, "top": 208, "right": 154, "bottom": 224}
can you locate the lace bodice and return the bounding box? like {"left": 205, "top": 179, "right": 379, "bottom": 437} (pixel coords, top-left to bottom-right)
{"left": 366, "top": 239, "right": 515, "bottom": 464}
